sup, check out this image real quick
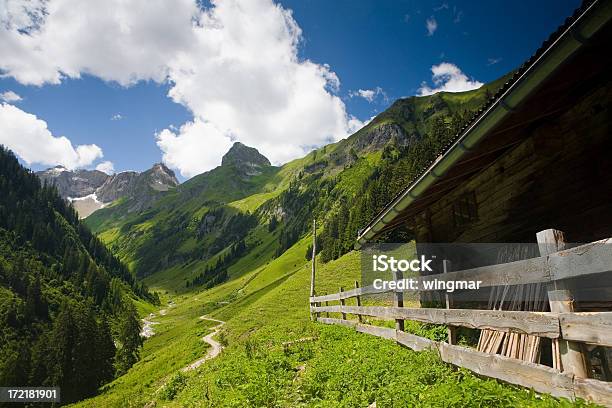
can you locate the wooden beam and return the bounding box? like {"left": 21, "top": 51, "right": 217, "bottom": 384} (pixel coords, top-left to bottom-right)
{"left": 355, "top": 281, "right": 363, "bottom": 323}
{"left": 339, "top": 287, "right": 346, "bottom": 320}
{"left": 443, "top": 260, "right": 457, "bottom": 345}
{"left": 392, "top": 269, "right": 404, "bottom": 331}
{"left": 312, "top": 305, "right": 560, "bottom": 338}
{"left": 310, "top": 237, "right": 612, "bottom": 304}
{"left": 356, "top": 324, "right": 396, "bottom": 340}
{"left": 310, "top": 219, "right": 317, "bottom": 298}
{"left": 437, "top": 342, "right": 575, "bottom": 400}
{"left": 538, "top": 229, "right": 589, "bottom": 378}
{"left": 560, "top": 312, "right": 612, "bottom": 348}
{"left": 309, "top": 219, "right": 317, "bottom": 321}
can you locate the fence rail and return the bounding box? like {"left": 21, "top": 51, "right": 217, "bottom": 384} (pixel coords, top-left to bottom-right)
{"left": 309, "top": 235, "right": 612, "bottom": 406}
{"left": 310, "top": 239, "right": 612, "bottom": 303}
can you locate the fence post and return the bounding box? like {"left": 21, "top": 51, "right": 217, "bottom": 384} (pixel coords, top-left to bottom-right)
{"left": 339, "top": 287, "right": 346, "bottom": 320}
{"left": 325, "top": 294, "right": 330, "bottom": 318}
{"left": 309, "top": 219, "right": 317, "bottom": 321}
{"left": 355, "top": 281, "right": 363, "bottom": 323}
{"left": 443, "top": 260, "right": 457, "bottom": 345}
{"left": 392, "top": 269, "right": 404, "bottom": 331}
{"left": 537, "top": 229, "right": 589, "bottom": 378}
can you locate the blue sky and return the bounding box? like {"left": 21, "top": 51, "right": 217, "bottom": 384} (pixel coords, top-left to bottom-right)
{"left": 0, "top": 0, "right": 580, "bottom": 180}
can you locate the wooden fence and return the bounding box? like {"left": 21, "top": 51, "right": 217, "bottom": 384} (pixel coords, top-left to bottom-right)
{"left": 309, "top": 231, "right": 612, "bottom": 406}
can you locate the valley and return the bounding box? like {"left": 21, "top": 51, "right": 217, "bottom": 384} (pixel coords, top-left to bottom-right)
{"left": 63, "top": 75, "right": 596, "bottom": 407}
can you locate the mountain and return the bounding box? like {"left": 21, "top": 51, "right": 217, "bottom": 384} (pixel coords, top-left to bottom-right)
{"left": 36, "top": 163, "right": 179, "bottom": 218}
{"left": 222, "top": 141, "right": 272, "bottom": 176}
{"left": 0, "top": 146, "right": 157, "bottom": 404}
{"left": 36, "top": 165, "right": 108, "bottom": 198}
{"left": 85, "top": 77, "right": 505, "bottom": 287}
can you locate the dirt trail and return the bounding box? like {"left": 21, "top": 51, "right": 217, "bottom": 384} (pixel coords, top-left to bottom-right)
{"left": 182, "top": 316, "right": 226, "bottom": 371}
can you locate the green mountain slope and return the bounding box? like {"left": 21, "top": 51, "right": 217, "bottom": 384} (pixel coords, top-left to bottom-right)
{"left": 86, "top": 77, "right": 507, "bottom": 291}
{"left": 0, "top": 147, "right": 156, "bottom": 404}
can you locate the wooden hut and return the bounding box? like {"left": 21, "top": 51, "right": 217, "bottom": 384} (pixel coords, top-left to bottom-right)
{"left": 354, "top": 0, "right": 612, "bottom": 380}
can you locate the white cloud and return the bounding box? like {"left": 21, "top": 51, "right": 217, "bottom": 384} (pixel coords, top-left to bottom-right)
{"left": 349, "top": 87, "right": 387, "bottom": 103}
{"left": 426, "top": 17, "right": 438, "bottom": 36}
{"left": 0, "top": 103, "right": 103, "bottom": 168}
{"left": 1, "top": 0, "right": 361, "bottom": 178}
{"left": 110, "top": 113, "right": 123, "bottom": 121}
{"left": 95, "top": 160, "right": 115, "bottom": 174}
{"left": 156, "top": 120, "right": 233, "bottom": 178}
{"left": 0, "top": 91, "right": 22, "bottom": 102}
{"left": 418, "top": 62, "right": 483, "bottom": 96}
{"left": 487, "top": 57, "right": 502, "bottom": 66}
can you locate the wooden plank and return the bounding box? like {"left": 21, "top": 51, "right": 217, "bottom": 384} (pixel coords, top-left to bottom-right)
{"left": 396, "top": 330, "right": 436, "bottom": 352}
{"left": 437, "top": 343, "right": 575, "bottom": 400}
{"left": 560, "top": 312, "right": 612, "bottom": 347}
{"left": 310, "top": 239, "right": 612, "bottom": 304}
{"left": 416, "top": 256, "right": 549, "bottom": 289}
{"left": 311, "top": 305, "right": 560, "bottom": 338}
{"left": 317, "top": 317, "right": 356, "bottom": 328}
{"left": 573, "top": 378, "right": 612, "bottom": 407}
{"left": 356, "top": 324, "right": 396, "bottom": 340}
{"left": 548, "top": 239, "right": 612, "bottom": 281}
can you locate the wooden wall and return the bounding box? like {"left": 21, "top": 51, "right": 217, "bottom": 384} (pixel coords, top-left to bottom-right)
{"left": 411, "top": 79, "right": 612, "bottom": 245}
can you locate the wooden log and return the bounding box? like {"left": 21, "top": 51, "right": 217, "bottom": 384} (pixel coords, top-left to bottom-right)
{"left": 355, "top": 281, "right": 363, "bottom": 323}
{"left": 538, "top": 229, "right": 589, "bottom": 378}
{"left": 339, "top": 287, "right": 346, "bottom": 320}
{"left": 443, "top": 260, "right": 457, "bottom": 345}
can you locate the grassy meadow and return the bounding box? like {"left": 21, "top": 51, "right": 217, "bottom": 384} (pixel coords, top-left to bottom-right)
{"left": 70, "top": 236, "right": 594, "bottom": 407}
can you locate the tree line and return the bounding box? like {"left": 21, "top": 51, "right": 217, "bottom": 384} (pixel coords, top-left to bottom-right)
{"left": 0, "top": 146, "right": 154, "bottom": 404}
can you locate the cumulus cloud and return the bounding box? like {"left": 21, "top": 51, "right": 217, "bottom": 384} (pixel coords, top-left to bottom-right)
{"left": 156, "top": 120, "right": 233, "bottom": 178}
{"left": 426, "top": 17, "right": 438, "bottom": 36}
{"left": 418, "top": 62, "right": 483, "bottom": 96}
{"left": 349, "top": 87, "right": 387, "bottom": 103}
{"left": 1, "top": 91, "right": 22, "bottom": 102}
{"left": 1, "top": 0, "right": 362, "bottom": 178}
{"left": 95, "top": 160, "right": 115, "bottom": 174}
{"left": 0, "top": 103, "right": 103, "bottom": 168}
{"left": 110, "top": 113, "right": 123, "bottom": 121}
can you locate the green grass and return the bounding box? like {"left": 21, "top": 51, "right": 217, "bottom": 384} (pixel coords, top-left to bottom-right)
{"left": 70, "top": 238, "right": 596, "bottom": 408}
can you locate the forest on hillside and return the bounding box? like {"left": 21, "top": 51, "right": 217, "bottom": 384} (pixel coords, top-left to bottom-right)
{"left": 0, "top": 146, "right": 159, "bottom": 404}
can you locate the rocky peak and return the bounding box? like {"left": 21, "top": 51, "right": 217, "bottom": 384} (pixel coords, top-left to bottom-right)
{"left": 144, "top": 163, "right": 179, "bottom": 191}
{"left": 221, "top": 142, "right": 271, "bottom": 176}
